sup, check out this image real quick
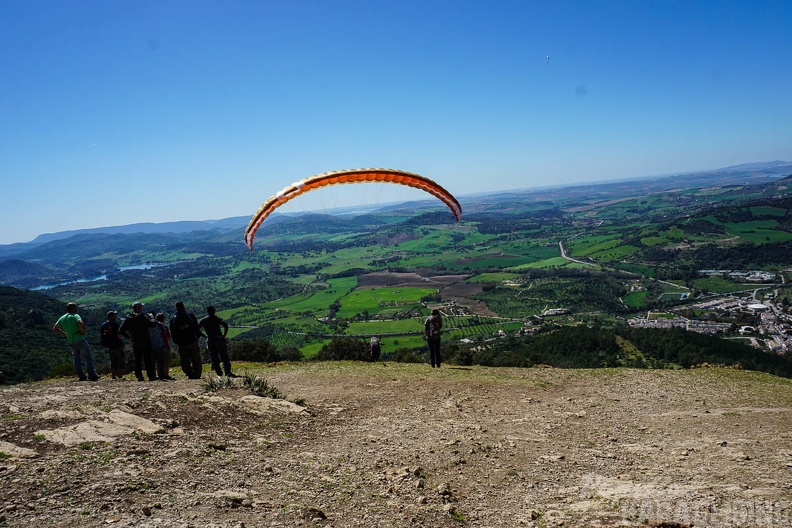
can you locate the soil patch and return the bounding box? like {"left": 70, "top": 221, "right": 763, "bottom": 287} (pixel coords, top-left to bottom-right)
{"left": 1, "top": 365, "right": 790, "bottom": 527}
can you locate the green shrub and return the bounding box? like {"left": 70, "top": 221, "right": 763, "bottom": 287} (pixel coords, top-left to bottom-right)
{"left": 391, "top": 348, "right": 423, "bottom": 363}
{"left": 241, "top": 373, "right": 284, "bottom": 399}
{"left": 314, "top": 337, "right": 370, "bottom": 361}
{"left": 229, "top": 338, "right": 303, "bottom": 362}
{"left": 202, "top": 375, "right": 234, "bottom": 392}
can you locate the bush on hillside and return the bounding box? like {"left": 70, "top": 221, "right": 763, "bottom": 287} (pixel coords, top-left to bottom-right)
{"left": 228, "top": 338, "right": 303, "bottom": 362}
{"left": 314, "top": 337, "right": 370, "bottom": 361}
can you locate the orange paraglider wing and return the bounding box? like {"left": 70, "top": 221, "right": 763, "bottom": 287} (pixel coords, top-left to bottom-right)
{"left": 244, "top": 168, "right": 462, "bottom": 249}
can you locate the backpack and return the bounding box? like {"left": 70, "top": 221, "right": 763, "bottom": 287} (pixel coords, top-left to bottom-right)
{"left": 426, "top": 315, "right": 442, "bottom": 338}
{"left": 149, "top": 322, "right": 165, "bottom": 349}
{"left": 100, "top": 321, "right": 111, "bottom": 347}
{"left": 171, "top": 312, "right": 198, "bottom": 344}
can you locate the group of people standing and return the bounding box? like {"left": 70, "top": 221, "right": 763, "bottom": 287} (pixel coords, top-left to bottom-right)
{"left": 54, "top": 301, "right": 236, "bottom": 382}
{"left": 55, "top": 301, "right": 445, "bottom": 382}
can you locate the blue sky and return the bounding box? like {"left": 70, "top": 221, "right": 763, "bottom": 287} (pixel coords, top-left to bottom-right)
{"left": 2, "top": 0, "right": 791, "bottom": 244}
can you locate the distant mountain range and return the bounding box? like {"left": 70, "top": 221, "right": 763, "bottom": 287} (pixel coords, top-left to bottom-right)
{"left": 1, "top": 161, "right": 791, "bottom": 263}
{"left": 27, "top": 216, "right": 253, "bottom": 245}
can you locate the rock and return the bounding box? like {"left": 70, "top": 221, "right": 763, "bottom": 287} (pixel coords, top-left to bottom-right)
{"left": 301, "top": 507, "right": 326, "bottom": 520}
{"left": 644, "top": 521, "right": 692, "bottom": 528}
{"left": 239, "top": 395, "right": 308, "bottom": 415}
{"left": 543, "top": 509, "right": 566, "bottom": 526}
{"left": 35, "top": 421, "right": 132, "bottom": 446}
{"left": 0, "top": 441, "right": 38, "bottom": 459}
{"left": 212, "top": 490, "right": 251, "bottom": 502}
{"left": 105, "top": 409, "right": 165, "bottom": 434}
{"left": 34, "top": 408, "right": 164, "bottom": 446}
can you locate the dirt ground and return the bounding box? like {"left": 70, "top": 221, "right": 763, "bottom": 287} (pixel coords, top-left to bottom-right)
{"left": 1, "top": 363, "right": 791, "bottom": 528}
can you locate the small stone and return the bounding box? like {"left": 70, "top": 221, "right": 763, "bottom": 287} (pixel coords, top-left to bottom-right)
{"left": 302, "top": 507, "right": 326, "bottom": 520}
{"left": 142, "top": 506, "right": 152, "bottom": 516}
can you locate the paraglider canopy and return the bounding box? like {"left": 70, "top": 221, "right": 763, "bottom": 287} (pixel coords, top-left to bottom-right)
{"left": 244, "top": 168, "right": 462, "bottom": 249}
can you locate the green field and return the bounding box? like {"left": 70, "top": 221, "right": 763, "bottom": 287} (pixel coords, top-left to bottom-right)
{"left": 749, "top": 205, "right": 786, "bottom": 217}
{"left": 266, "top": 277, "right": 358, "bottom": 314}
{"left": 690, "top": 276, "right": 755, "bottom": 294}
{"left": 466, "top": 272, "right": 522, "bottom": 283}
{"left": 624, "top": 290, "right": 650, "bottom": 308}
{"left": 335, "top": 287, "right": 436, "bottom": 318}
{"left": 512, "top": 257, "right": 583, "bottom": 269}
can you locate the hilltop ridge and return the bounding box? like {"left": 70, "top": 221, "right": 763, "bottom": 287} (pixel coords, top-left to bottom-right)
{"left": 1, "top": 363, "right": 790, "bottom": 527}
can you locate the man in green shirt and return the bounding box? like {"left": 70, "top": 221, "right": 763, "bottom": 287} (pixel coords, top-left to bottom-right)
{"left": 53, "top": 302, "right": 99, "bottom": 381}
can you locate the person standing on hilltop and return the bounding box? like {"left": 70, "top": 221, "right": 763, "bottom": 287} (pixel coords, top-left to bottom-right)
{"left": 424, "top": 308, "right": 443, "bottom": 368}
{"left": 155, "top": 312, "right": 174, "bottom": 380}
{"left": 119, "top": 302, "right": 158, "bottom": 381}
{"left": 198, "top": 305, "right": 237, "bottom": 378}
{"left": 148, "top": 311, "right": 174, "bottom": 381}
{"left": 53, "top": 302, "right": 99, "bottom": 382}
{"left": 369, "top": 335, "right": 381, "bottom": 362}
{"left": 170, "top": 301, "right": 203, "bottom": 379}
{"left": 100, "top": 310, "right": 125, "bottom": 379}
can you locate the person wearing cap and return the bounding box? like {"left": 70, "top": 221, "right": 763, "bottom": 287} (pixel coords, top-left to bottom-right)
{"left": 100, "top": 310, "right": 126, "bottom": 379}
{"left": 119, "top": 302, "right": 159, "bottom": 381}
{"left": 53, "top": 302, "right": 99, "bottom": 381}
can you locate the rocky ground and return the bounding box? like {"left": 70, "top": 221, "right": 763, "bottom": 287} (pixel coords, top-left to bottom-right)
{"left": 1, "top": 362, "right": 791, "bottom": 528}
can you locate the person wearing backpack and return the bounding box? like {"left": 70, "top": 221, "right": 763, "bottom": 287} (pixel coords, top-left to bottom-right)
{"left": 148, "top": 312, "right": 174, "bottom": 381}
{"left": 100, "top": 310, "right": 125, "bottom": 379}
{"left": 170, "top": 301, "right": 203, "bottom": 379}
{"left": 119, "top": 302, "right": 159, "bottom": 382}
{"left": 424, "top": 308, "right": 443, "bottom": 368}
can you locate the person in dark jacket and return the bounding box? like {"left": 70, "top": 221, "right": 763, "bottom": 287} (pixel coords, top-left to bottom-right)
{"left": 100, "top": 311, "right": 125, "bottom": 379}
{"left": 198, "top": 305, "right": 237, "bottom": 377}
{"left": 424, "top": 308, "right": 443, "bottom": 368}
{"left": 119, "top": 302, "right": 158, "bottom": 381}
{"left": 170, "top": 301, "right": 203, "bottom": 379}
